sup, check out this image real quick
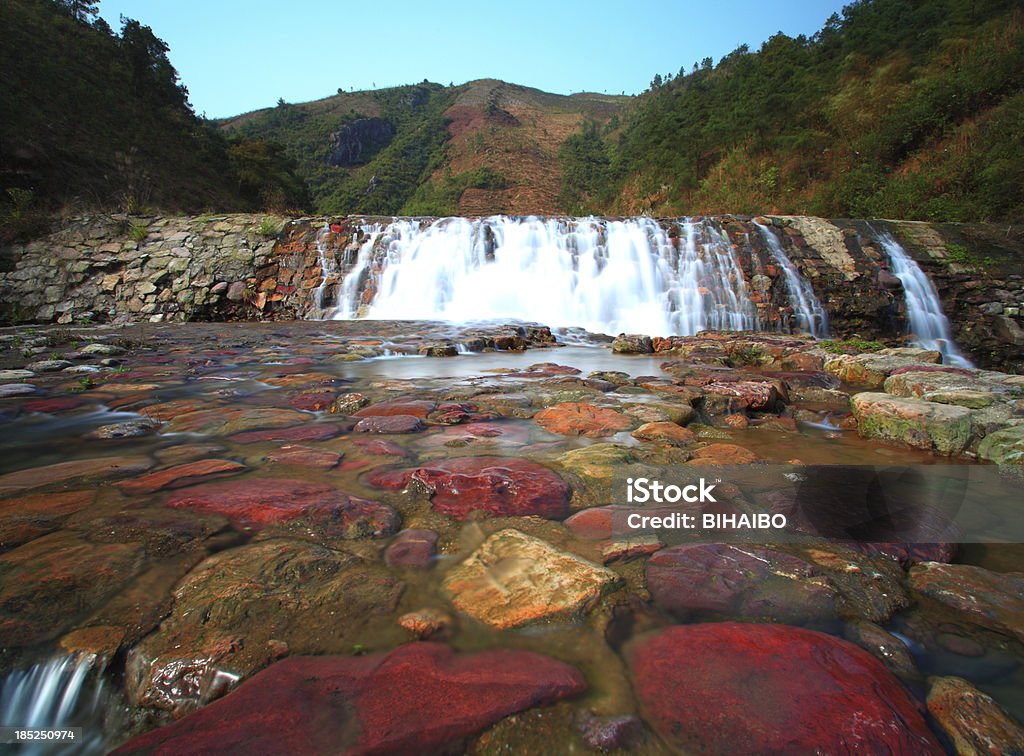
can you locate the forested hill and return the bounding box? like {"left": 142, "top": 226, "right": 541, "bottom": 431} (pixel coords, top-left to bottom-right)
{"left": 561, "top": 0, "right": 1024, "bottom": 222}
{"left": 0, "top": 0, "right": 308, "bottom": 236}
{"left": 2, "top": 0, "right": 1022, "bottom": 227}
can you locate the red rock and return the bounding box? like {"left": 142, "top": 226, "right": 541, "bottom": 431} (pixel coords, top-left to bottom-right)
{"left": 354, "top": 414, "right": 425, "bottom": 434}
{"left": 22, "top": 397, "right": 85, "bottom": 413}
{"left": 266, "top": 445, "right": 341, "bottom": 469}
{"left": 111, "top": 643, "right": 585, "bottom": 755}
{"left": 564, "top": 506, "right": 630, "bottom": 540}
{"left": 354, "top": 399, "right": 436, "bottom": 418}
{"left": 116, "top": 459, "right": 247, "bottom": 495}
{"left": 384, "top": 528, "right": 439, "bottom": 569}
{"left": 628, "top": 623, "right": 941, "bottom": 753}
{"left": 688, "top": 443, "right": 762, "bottom": 465}
{"left": 534, "top": 402, "right": 633, "bottom": 438}
{"left": 164, "top": 478, "right": 396, "bottom": 536}
{"left": 288, "top": 392, "right": 337, "bottom": 412}
{"left": 366, "top": 456, "right": 571, "bottom": 520}
{"left": 229, "top": 422, "right": 347, "bottom": 444}
{"left": 351, "top": 437, "right": 409, "bottom": 457}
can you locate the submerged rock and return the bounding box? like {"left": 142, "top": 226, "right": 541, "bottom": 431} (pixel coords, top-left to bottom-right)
{"left": 125, "top": 539, "right": 403, "bottom": 714}
{"left": 116, "top": 459, "right": 246, "bottom": 495}
{"left": 0, "top": 531, "right": 144, "bottom": 646}
{"left": 164, "top": 477, "right": 397, "bottom": 536}
{"left": 628, "top": 623, "right": 941, "bottom": 753}
{"left": 114, "top": 643, "right": 585, "bottom": 754}
{"left": 442, "top": 529, "right": 620, "bottom": 629}
{"left": 647, "top": 544, "right": 837, "bottom": 624}
{"left": 353, "top": 414, "right": 425, "bottom": 433}
{"left": 367, "top": 456, "right": 571, "bottom": 520}
{"left": 0, "top": 455, "right": 153, "bottom": 494}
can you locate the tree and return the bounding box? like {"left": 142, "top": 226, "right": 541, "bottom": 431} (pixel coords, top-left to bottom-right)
{"left": 119, "top": 16, "right": 190, "bottom": 111}
{"left": 57, "top": 0, "right": 99, "bottom": 23}
{"left": 650, "top": 73, "right": 663, "bottom": 89}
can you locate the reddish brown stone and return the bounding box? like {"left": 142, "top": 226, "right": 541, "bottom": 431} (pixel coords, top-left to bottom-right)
{"left": 351, "top": 437, "right": 409, "bottom": 457}
{"left": 534, "top": 402, "right": 633, "bottom": 438}
{"left": 229, "top": 423, "right": 347, "bottom": 444}
{"left": 366, "top": 456, "right": 571, "bottom": 520}
{"left": 288, "top": 392, "right": 337, "bottom": 412}
{"left": 646, "top": 544, "right": 837, "bottom": 623}
{"left": 266, "top": 445, "right": 341, "bottom": 469}
{"left": 22, "top": 397, "right": 85, "bottom": 413}
{"left": 354, "top": 399, "right": 437, "bottom": 418}
{"left": 354, "top": 415, "right": 425, "bottom": 434}
{"left": 628, "top": 623, "right": 941, "bottom": 753}
{"left": 384, "top": 528, "right": 439, "bottom": 569}
{"left": 0, "top": 456, "right": 153, "bottom": 495}
{"left": 164, "top": 478, "right": 390, "bottom": 532}
{"left": 112, "top": 643, "right": 585, "bottom": 755}
{"left": 723, "top": 413, "right": 749, "bottom": 429}
{"left": 116, "top": 459, "right": 247, "bottom": 495}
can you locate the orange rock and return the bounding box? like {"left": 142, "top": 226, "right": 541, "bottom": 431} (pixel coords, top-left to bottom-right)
{"left": 631, "top": 422, "right": 696, "bottom": 446}
{"left": 116, "top": 459, "right": 247, "bottom": 495}
{"left": 534, "top": 402, "right": 634, "bottom": 438}
{"left": 688, "top": 443, "right": 762, "bottom": 465}
{"left": 723, "top": 414, "right": 749, "bottom": 429}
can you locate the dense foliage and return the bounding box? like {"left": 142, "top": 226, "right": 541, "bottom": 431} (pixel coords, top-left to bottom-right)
{"left": 561, "top": 0, "right": 1024, "bottom": 222}
{"left": 0, "top": 0, "right": 308, "bottom": 234}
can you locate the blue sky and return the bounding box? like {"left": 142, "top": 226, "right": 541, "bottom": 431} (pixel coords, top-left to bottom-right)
{"left": 99, "top": 1, "right": 848, "bottom": 118}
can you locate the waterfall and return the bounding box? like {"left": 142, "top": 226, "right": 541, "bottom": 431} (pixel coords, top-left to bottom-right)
{"left": 754, "top": 222, "right": 829, "bottom": 338}
{"left": 0, "top": 655, "right": 121, "bottom": 755}
{"left": 876, "top": 231, "right": 973, "bottom": 367}
{"left": 327, "top": 216, "right": 764, "bottom": 336}
{"left": 312, "top": 224, "right": 333, "bottom": 311}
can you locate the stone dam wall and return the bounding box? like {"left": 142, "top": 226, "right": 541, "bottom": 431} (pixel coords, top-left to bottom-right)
{"left": 0, "top": 213, "right": 1021, "bottom": 372}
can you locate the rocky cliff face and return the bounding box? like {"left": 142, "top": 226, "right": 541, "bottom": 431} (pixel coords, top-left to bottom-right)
{"left": 0, "top": 214, "right": 1020, "bottom": 372}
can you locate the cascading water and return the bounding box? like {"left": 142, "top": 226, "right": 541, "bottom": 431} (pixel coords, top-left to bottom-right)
{"left": 0, "top": 655, "right": 122, "bottom": 754}
{"left": 754, "top": 222, "right": 829, "bottom": 338}
{"left": 875, "top": 231, "right": 973, "bottom": 367}
{"left": 327, "top": 216, "right": 762, "bottom": 336}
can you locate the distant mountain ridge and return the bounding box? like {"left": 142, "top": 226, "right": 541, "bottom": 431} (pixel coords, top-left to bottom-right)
{"left": 3, "top": 0, "right": 1022, "bottom": 227}
{"left": 216, "top": 79, "right": 628, "bottom": 216}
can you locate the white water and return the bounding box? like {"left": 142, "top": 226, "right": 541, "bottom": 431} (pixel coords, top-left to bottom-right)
{"left": 326, "top": 216, "right": 762, "bottom": 336}
{"left": 755, "top": 222, "right": 830, "bottom": 338}
{"left": 0, "top": 655, "right": 118, "bottom": 754}
{"left": 876, "top": 232, "right": 973, "bottom": 367}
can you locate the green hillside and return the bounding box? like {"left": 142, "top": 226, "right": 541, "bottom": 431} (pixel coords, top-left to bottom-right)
{"left": 561, "top": 0, "right": 1024, "bottom": 222}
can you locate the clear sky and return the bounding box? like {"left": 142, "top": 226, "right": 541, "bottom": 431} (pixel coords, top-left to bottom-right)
{"left": 98, "top": 0, "right": 848, "bottom": 119}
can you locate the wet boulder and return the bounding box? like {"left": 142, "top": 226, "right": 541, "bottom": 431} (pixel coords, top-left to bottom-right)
{"left": 627, "top": 623, "right": 941, "bottom": 753}
{"left": 114, "top": 643, "right": 584, "bottom": 754}
{"left": 125, "top": 539, "right": 403, "bottom": 714}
